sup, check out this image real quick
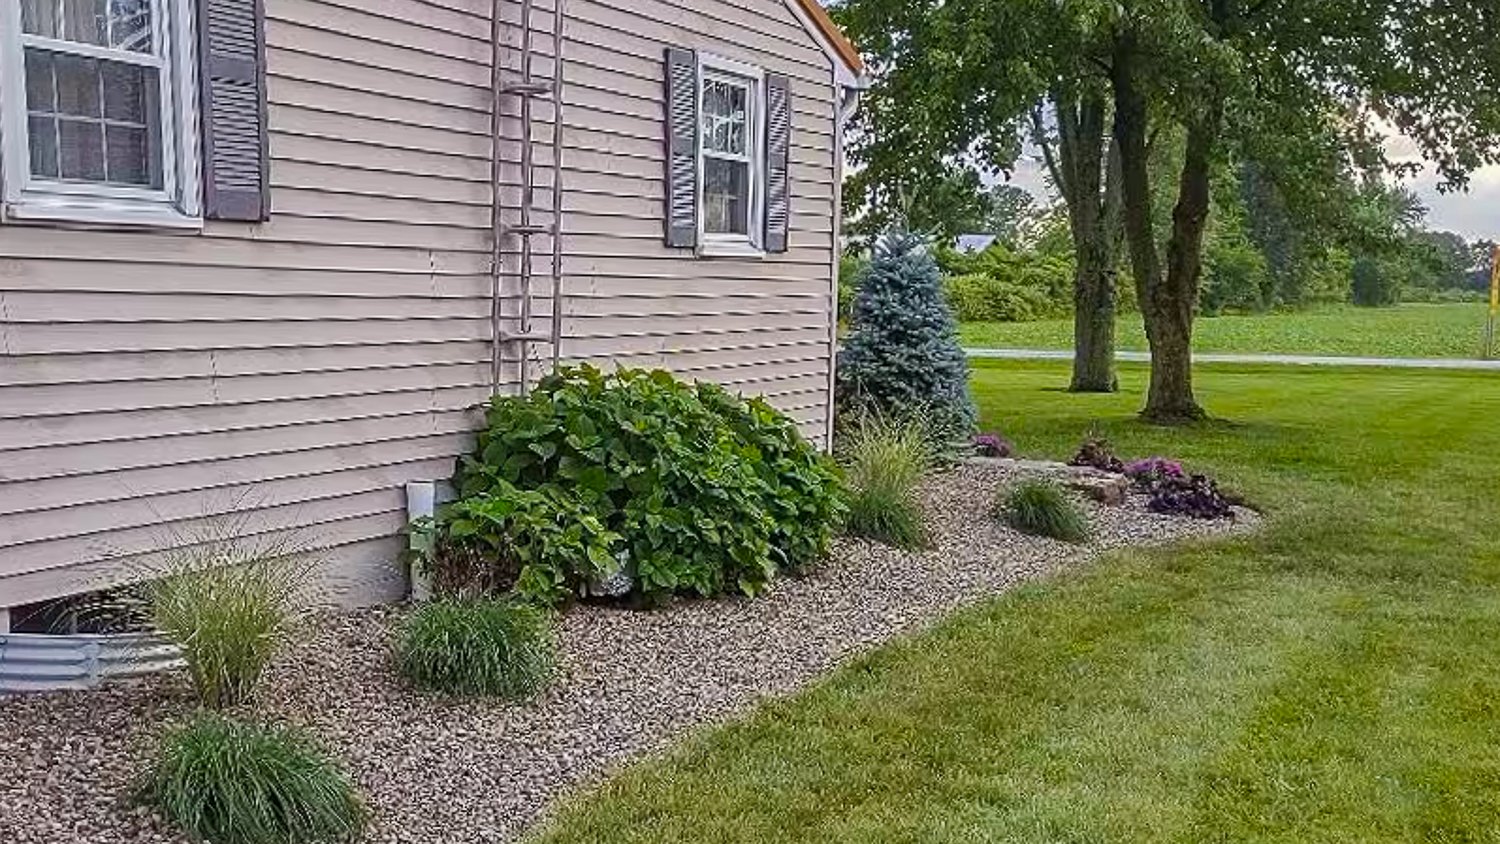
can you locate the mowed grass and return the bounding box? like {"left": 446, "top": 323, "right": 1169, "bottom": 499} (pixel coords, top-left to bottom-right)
{"left": 531, "top": 360, "right": 1500, "bottom": 844}
{"left": 960, "top": 302, "right": 1494, "bottom": 359}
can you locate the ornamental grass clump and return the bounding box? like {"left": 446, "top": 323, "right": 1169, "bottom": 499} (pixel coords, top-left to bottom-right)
{"left": 1000, "top": 479, "right": 1090, "bottom": 543}
{"left": 838, "top": 412, "right": 932, "bottom": 549}
{"left": 141, "top": 519, "right": 314, "bottom": 709}
{"left": 395, "top": 598, "right": 556, "bottom": 699}
{"left": 142, "top": 713, "right": 367, "bottom": 844}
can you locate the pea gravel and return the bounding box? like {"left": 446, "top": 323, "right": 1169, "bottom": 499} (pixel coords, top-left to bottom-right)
{"left": 0, "top": 461, "right": 1256, "bottom": 844}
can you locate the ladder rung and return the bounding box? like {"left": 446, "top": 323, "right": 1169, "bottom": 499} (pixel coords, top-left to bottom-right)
{"left": 506, "top": 224, "right": 549, "bottom": 236}
{"left": 499, "top": 331, "right": 555, "bottom": 343}
{"left": 501, "top": 81, "right": 554, "bottom": 97}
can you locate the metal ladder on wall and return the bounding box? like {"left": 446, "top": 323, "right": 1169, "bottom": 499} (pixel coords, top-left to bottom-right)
{"left": 488, "top": 0, "right": 565, "bottom": 394}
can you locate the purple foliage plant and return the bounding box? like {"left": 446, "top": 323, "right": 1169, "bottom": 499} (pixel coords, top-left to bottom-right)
{"left": 973, "top": 433, "right": 1013, "bottom": 458}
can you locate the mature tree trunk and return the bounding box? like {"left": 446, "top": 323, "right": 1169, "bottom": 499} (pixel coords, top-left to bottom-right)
{"left": 1038, "top": 91, "right": 1122, "bottom": 393}
{"left": 1111, "top": 44, "right": 1219, "bottom": 422}
{"left": 1149, "top": 115, "right": 1220, "bottom": 420}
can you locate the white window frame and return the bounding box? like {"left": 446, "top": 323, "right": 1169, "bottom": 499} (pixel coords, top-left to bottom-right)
{"left": 696, "top": 52, "right": 764, "bottom": 258}
{"left": 0, "top": 0, "right": 202, "bottom": 229}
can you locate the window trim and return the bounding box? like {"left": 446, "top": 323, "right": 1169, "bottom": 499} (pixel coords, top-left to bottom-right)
{"left": 696, "top": 52, "right": 765, "bottom": 258}
{"left": 0, "top": 0, "right": 203, "bottom": 229}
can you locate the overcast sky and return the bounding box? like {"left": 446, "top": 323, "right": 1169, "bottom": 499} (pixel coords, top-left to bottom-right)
{"left": 1006, "top": 137, "right": 1500, "bottom": 242}
{"left": 1384, "top": 131, "right": 1500, "bottom": 241}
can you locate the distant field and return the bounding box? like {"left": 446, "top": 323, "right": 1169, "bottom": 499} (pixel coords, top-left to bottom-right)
{"left": 959, "top": 303, "right": 1494, "bottom": 359}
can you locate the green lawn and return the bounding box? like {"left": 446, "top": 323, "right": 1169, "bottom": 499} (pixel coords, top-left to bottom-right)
{"left": 532, "top": 361, "right": 1500, "bottom": 843}
{"left": 960, "top": 302, "right": 1494, "bottom": 359}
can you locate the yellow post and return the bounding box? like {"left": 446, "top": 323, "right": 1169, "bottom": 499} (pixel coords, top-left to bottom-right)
{"left": 1489, "top": 245, "right": 1500, "bottom": 359}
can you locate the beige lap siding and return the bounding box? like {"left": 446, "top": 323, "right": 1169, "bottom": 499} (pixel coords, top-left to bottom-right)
{"left": 0, "top": 0, "right": 838, "bottom": 607}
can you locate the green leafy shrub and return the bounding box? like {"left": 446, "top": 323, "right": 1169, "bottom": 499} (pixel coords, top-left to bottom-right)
{"left": 143, "top": 534, "right": 312, "bottom": 709}
{"left": 698, "top": 384, "right": 850, "bottom": 574}
{"left": 1202, "top": 238, "right": 1274, "bottom": 314}
{"left": 142, "top": 713, "right": 366, "bottom": 844}
{"left": 1401, "top": 286, "right": 1486, "bottom": 304}
{"left": 442, "top": 365, "right": 844, "bottom": 605}
{"left": 838, "top": 251, "right": 869, "bottom": 321}
{"left": 943, "top": 273, "right": 1057, "bottom": 322}
{"left": 395, "top": 598, "right": 556, "bottom": 698}
{"left": 838, "top": 234, "right": 976, "bottom": 437}
{"left": 938, "top": 242, "right": 1075, "bottom": 322}
{"left": 1000, "top": 479, "right": 1090, "bottom": 543}
{"left": 434, "top": 482, "right": 622, "bottom": 605}
{"left": 838, "top": 412, "right": 932, "bottom": 549}
{"left": 1352, "top": 254, "right": 1402, "bottom": 306}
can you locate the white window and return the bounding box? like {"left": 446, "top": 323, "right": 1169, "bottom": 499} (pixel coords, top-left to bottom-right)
{"left": 0, "top": 0, "right": 201, "bottom": 227}
{"left": 697, "top": 54, "right": 763, "bottom": 256}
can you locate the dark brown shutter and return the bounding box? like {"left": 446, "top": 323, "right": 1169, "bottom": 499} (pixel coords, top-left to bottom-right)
{"left": 763, "top": 73, "right": 791, "bottom": 254}
{"left": 664, "top": 47, "right": 698, "bottom": 248}
{"left": 198, "top": 0, "right": 269, "bottom": 221}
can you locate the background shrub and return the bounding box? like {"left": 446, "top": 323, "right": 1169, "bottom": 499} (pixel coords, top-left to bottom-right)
{"left": 1000, "top": 479, "right": 1090, "bottom": 543}
{"left": 837, "top": 412, "right": 932, "bottom": 549}
{"left": 443, "top": 366, "right": 844, "bottom": 605}
{"left": 1202, "top": 237, "right": 1274, "bottom": 315}
{"left": 1352, "top": 254, "right": 1402, "bottom": 307}
{"left": 838, "top": 251, "right": 869, "bottom": 322}
{"left": 936, "top": 242, "right": 1076, "bottom": 323}
{"left": 943, "top": 273, "right": 1057, "bottom": 323}
{"left": 395, "top": 599, "right": 556, "bottom": 698}
{"left": 143, "top": 534, "right": 312, "bottom": 709}
{"left": 837, "top": 234, "right": 976, "bottom": 439}
{"left": 143, "top": 713, "right": 366, "bottom": 844}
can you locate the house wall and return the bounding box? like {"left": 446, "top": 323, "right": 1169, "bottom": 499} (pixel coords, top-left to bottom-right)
{"left": 0, "top": 0, "right": 839, "bottom": 607}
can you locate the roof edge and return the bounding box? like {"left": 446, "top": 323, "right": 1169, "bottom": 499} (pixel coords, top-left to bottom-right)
{"left": 790, "top": 0, "right": 865, "bottom": 76}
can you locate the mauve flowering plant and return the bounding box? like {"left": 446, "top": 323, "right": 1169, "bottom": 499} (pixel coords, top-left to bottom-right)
{"left": 973, "top": 433, "right": 1013, "bottom": 458}
{"left": 1123, "top": 457, "right": 1184, "bottom": 488}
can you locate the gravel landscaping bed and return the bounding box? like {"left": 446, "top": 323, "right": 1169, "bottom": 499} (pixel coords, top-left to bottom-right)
{"left": 0, "top": 461, "right": 1256, "bottom": 844}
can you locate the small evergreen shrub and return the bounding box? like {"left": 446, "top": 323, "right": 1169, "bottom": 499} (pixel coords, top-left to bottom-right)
{"left": 143, "top": 714, "right": 366, "bottom": 844}
{"left": 395, "top": 599, "right": 556, "bottom": 699}
{"left": 838, "top": 413, "right": 932, "bottom": 549}
{"left": 837, "top": 234, "right": 977, "bottom": 438}
{"left": 143, "top": 538, "right": 312, "bottom": 709}
{"left": 1000, "top": 479, "right": 1090, "bottom": 543}
{"left": 441, "top": 365, "right": 844, "bottom": 605}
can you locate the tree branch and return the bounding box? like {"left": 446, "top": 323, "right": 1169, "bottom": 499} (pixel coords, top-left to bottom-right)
{"left": 1032, "top": 102, "right": 1070, "bottom": 207}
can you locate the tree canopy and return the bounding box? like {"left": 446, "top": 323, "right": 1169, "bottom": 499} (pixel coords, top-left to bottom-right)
{"left": 834, "top": 0, "right": 1500, "bottom": 419}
